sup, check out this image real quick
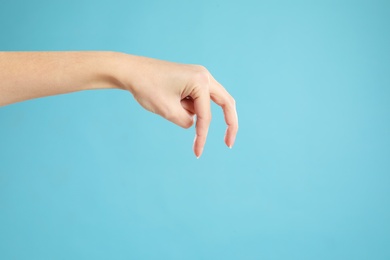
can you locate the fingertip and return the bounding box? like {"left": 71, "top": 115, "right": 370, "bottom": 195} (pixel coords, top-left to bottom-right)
{"left": 195, "top": 150, "right": 203, "bottom": 159}
{"left": 194, "top": 148, "right": 201, "bottom": 159}
{"left": 173, "top": 110, "right": 195, "bottom": 129}
{"left": 183, "top": 115, "right": 195, "bottom": 129}
{"left": 193, "top": 135, "right": 204, "bottom": 159}
{"left": 224, "top": 127, "right": 237, "bottom": 149}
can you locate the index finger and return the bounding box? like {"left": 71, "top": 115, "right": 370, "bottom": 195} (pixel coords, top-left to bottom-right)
{"left": 209, "top": 76, "right": 238, "bottom": 148}
{"left": 192, "top": 88, "right": 212, "bottom": 158}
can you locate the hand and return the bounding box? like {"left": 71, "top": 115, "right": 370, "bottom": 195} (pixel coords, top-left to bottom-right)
{"left": 121, "top": 55, "right": 239, "bottom": 158}
{"left": 0, "top": 51, "right": 238, "bottom": 158}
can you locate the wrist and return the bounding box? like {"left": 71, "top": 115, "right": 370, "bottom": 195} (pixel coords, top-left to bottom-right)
{"left": 95, "top": 51, "right": 129, "bottom": 91}
{"left": 108, "top": 51, "right": 139, "bottom": 94}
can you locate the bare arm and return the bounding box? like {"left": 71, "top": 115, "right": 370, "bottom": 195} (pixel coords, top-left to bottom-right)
{"left": 0, "top": 51, "right": 127, "bottom": 105}
{"left": 0, "top": 51, "right": 238, "bottom": 158}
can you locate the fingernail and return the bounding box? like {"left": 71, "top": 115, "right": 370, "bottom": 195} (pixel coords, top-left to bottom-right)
{"left": 229, "top": 136, "right": 236, "bottom": 149}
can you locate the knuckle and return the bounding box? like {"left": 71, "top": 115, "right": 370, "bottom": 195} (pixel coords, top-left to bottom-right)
{"left": 198, "top": 113, "right": 212, "bottom": 126}
{"left": 205, "top": 112, "right": 212, "bottom": 122}
{"left": 194, "top": 64, "right": 209, "bottom": 74}
{"left": 191, "top": 65, "right": 210, "bottom": 88}
{"left": 233, "top": 123, "right": 239, "bottom": 131}
{"left": 229, "top": 96, "right": 236, "bottom": 107}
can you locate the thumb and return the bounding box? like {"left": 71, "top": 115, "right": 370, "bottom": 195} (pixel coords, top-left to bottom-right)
{"left": 166, "top": 102, "right": 195, "bottom": 129}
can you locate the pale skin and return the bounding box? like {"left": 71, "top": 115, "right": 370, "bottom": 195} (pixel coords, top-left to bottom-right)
{"left": 0, "top": 51, "right": 238, "bottom": 158}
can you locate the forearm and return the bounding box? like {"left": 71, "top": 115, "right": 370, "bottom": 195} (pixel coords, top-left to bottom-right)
{"left": 0, "top": 51, "right": 130, "bottom": 106}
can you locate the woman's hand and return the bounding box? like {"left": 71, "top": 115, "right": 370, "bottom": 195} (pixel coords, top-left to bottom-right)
{"left": 0, "top": 51, "right": 238, "bottom": 158}
{"left": 119, "top": 54, "right": 238, "bottom": 158}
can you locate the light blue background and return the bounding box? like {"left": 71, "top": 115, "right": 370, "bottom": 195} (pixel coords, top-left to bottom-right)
{"left": 1, "top": 0, "right": 389, "bottom": 259}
